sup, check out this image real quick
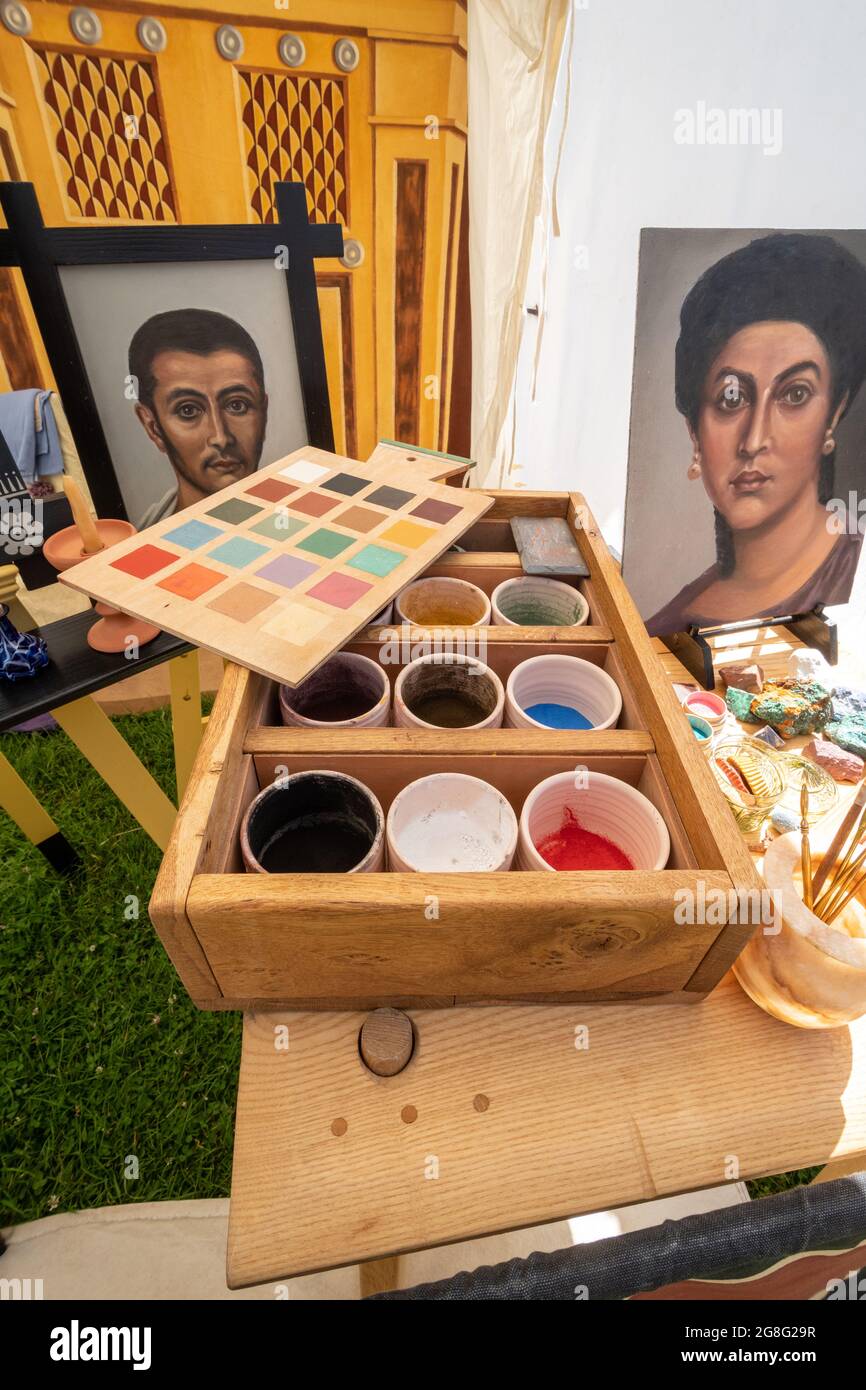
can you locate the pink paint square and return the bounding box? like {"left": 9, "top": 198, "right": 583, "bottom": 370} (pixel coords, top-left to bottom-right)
{"left": 305, "top": 572, "right": 374, "bottom": 610}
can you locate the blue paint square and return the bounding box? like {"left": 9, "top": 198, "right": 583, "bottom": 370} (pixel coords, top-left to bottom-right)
{"left": 162, "top": 519, "right": 224, "bottom": 550}
{"left": 207, "top": 536, "right": 271, "bottom": 569}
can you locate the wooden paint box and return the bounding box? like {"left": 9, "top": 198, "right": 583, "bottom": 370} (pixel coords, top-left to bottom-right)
{"left": 150, "top": 490, "right": 761, "bottom": 1010}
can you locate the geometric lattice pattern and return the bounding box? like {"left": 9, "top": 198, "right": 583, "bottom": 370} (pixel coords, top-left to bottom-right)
{"left": 238, "top": 70, "right": 347, "bottom": 225}
{"left": 31, "top": 47, "right": 176, "bottom": 221}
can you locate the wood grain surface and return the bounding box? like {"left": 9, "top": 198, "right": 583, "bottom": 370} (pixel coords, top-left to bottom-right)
{"left": 226, "top": 976, "right": 866, "bottom": 1285}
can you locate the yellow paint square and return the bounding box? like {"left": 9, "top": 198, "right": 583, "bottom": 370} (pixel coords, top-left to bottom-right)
{"left": 379, "top": 519, "right": 436, "bottom": 550}
{"left": 260, "top": 602, "right": 331, "bottom": 645}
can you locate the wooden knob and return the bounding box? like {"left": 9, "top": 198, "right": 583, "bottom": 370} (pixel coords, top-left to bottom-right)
{"left": 359, "top": 1009, "right": 414, "bottom": 1077}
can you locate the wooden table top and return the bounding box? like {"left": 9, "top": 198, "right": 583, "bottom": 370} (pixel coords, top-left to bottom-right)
{"left": 227, "top": 621, "right": 866, "bottom": 1287}
{"left": 228, "top": 975, "right": 866, "bottom": 1286}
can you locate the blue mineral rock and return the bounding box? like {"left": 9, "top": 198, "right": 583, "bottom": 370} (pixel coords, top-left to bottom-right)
{"left": 770, "top": 805, "right": 799, "bottom": 834}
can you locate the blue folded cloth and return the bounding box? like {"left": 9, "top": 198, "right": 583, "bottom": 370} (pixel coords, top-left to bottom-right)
{"left": 0, "top": 389, "right": 65, "bottom": 486}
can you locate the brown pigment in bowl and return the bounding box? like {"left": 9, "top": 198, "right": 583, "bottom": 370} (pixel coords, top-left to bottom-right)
{"left": 403, "top": 661, "right": 498, "bottom": 728}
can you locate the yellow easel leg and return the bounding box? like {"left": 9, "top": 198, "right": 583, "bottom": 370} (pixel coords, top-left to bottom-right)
{"left": 168, "top": 651, "right": 203, "bottom": 803}
{"left": 0, "top": 748, "right": 79, "bottom": 871}
{"left": 51, "top": 696, "right": 177, "bottom": 851}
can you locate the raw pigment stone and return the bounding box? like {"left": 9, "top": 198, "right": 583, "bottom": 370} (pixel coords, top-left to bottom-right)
{"left": 788, "top": 648, "right": 834, "bottom": 685}
{"left": 749, "top": 679, "right": 832, "bottom": 739}
{"left": 824, "top": 716, "right": 866, "bottom": 761}
{"left": 753, "top": 724, "right": 786, "bottom": 750}
{"left": 831, "top": 686, "right": 866, "bottom": 722}
{"left": 725, "top": 686, "right": 757, "bottom": 722}
{"left": 719, "top": 662, "right": 764, "bottom": 693}
{"left": 802, "top": 736, "right": 864, "bottom": 782}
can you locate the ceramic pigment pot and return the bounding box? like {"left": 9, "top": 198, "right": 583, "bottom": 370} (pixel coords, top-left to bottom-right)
{"left": 733, "top": 828, "right": 866, "bottom": 1028}
{"left": 394, "top": 652, "right": 504, "bottom": 729}
{"left": 386, "top": 772, "right": 518, "bottom": 872}
{"left": 491, "top": 576, "right": 589, "bottom": 627}
{"left": 395, "top": 576, "right": 491, "bottom": 627}
{"left": 518, "top": 771, "right": 670, "bottom": 872}
{"left": 505, "top": 654, "right": 622, "bottom": 731}
{"left": 279, "top": 652, "right": 390, "bottom": 728}
{"left": 240, "top": 771, "right": 385, "bottom": 874}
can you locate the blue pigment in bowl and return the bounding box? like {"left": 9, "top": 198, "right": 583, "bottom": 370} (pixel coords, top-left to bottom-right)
{"left": 524, "top": 702, "right": 593, "bottom": 730}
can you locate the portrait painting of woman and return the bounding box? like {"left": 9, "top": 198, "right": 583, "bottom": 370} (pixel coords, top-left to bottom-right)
{"left": 642, "top": 233, "right": 866, "bottom": 637}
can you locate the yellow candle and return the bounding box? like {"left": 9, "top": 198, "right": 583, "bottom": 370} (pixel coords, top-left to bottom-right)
{"left": 63, "top": 475, "right": 104, "bottom": 554}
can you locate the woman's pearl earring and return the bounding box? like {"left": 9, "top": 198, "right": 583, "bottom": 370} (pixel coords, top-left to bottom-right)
{"left": 822, "top": 431, "right": 836, "bottom": 456}
{"left": 687, "top": 452, "right": 702, "bottom": 480}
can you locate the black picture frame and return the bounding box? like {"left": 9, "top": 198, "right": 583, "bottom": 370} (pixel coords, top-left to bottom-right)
{"left": 0, "top": 181, "right": 343, "bottom": 522}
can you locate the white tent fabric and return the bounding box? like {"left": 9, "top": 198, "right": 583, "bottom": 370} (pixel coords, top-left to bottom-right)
{"left": 467, "top": 0, "right": 570, "bottom": 487}
{"left": 499, "top": 0, "right": 866, "bottom": 549}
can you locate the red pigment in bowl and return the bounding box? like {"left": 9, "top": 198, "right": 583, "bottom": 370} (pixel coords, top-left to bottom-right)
{"left": 535, "top": 807, "right": 634, "bottom": 870}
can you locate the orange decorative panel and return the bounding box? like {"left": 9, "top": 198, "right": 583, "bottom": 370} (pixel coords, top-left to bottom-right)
{"left": 238, "top": 70, "right": 347, "bottom": 225}
{"left": 31, "top": 47, "right": 176, "bottom": 222}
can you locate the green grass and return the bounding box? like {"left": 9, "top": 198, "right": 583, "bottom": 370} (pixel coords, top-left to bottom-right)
{"left": 1, "top": 703, "right": 240, "bottom": 1225}
{"left": 0, "top": 706, "right": 817, "bottom": 1225}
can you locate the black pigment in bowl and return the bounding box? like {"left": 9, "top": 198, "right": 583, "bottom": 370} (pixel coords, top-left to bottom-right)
{"left": 241, "top": 772, "right": 383, "bottom": 873}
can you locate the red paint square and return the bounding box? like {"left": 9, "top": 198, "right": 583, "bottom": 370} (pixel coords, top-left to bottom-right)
{"left": 245, "top": 477, "right": 298, "bottom": 503}
{"left": 110, "top": 544, "right": 178, "bottom": 579}
{"left": 156, "top": 562, "right": 226, "bottom": 600}
{"left": 290, "top": 491, "right": 340, "bottom": 518}
{"left": 306, "top": 571, "right": 374, "bottom": 610}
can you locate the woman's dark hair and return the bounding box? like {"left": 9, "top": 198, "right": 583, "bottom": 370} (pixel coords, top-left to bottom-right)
{"left": 128, "top": 307, "right": 265, "bottom": 409}
{"left": 675, "top": 233, "right": 866, "bottom": 576}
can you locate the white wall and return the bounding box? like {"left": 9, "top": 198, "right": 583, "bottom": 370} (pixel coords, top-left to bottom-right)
{"left": 510, "top": 0, "right": 866, "bottom": 553}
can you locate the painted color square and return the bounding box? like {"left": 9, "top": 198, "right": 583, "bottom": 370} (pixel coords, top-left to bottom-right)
{"left": 250, "top": 512, "right": 307, "bottom": 543}
{"left": 279, "top": 458, "right": 331, "bottom": 484}
{"left": 289, "top": 492, "right": 340, "bottom": 518}
{"left": 255, "top": 553, "right": 319, "bottom": 589}
{"left": 348, "top": 543, "right": 407, "bottom": 578}
{"left": 161, "top": 518, "right": 224, "bottom": 550}
{"left": 379, "top": 519, "right": 436, "bottom": 550}
{"left": 156, "top": 563, "right": 224, "bottom": 600}
{"left": 208, "top": 536, "right": 270, "bottom": 569}
{"left": 261, "top": 601, "right": 331, "bottom": 645}
{"left": 335, "top": 504, "right": 387, "bottom": 534}
{"left": 296, "top": 528, "right": 354, "bottom": 559}
{"left": 206, "top": 497, "right": 263, "bottom": 525}
{"left": 306, "top": 572, "right": 373, "bottom": 610}
{"left": 410, "top": 497, "right": 462, "bottom": 524}
{"left": 365, "top": 485, "right": 415, "bottom": 510}
{"left": 206, "top": 583, "right": 278, "bottom": 622}
{"left": 322, "top": 472, "right": 369, "bottom": 497}
{"left": 246, "top": 477, "right": 297, "bottom": 503}
{"left": 110, "top": 544, "right": 178, "bottom": 579}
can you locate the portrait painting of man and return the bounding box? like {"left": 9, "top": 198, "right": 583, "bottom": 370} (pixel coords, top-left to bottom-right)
{"left": 56, "top": 260, "right": 310, "bottom": 528}
{"left": 130, "top": 308, "right": 269, "bottom": 529}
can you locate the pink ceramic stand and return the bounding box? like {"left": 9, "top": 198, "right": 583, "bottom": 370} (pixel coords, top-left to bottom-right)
{"left": 44, "top": 520, "right": 161, "bottom": 653}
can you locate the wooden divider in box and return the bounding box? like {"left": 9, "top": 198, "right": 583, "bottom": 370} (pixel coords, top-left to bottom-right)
{"left": 149, "top": 491, "right": 762, "bottom": 1012}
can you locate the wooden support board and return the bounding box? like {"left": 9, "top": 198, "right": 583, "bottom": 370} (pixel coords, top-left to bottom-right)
{"left": 59, "top": 446, "right": 493, "bottom": 688}
{"left": 226, "top": 975, "right": 866, "bottom": 1286}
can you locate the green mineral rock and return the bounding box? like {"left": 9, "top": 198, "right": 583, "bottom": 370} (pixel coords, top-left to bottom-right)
{"left": 725, "top": 686, "right": 756, "bottom": 722}
{"left": 736, "top": 679, "right": 832, "bottom": 739}
{"left": 825, "top": 715, "right": 866, "bottom": 760}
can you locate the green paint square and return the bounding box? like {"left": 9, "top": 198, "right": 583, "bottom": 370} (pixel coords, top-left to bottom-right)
{"left": 207, "top": 536, "right": 270, "bottom": 569}
{"left": 205, "top": 497, "right": 262, "bottom": 525}
{"left": 250, "top": 512, "right": 307, "bottom": 543}
{"left": 296, "top": 528, "right": 353, "bottom": 559}
{"left": 347, "top": 543, "right": 406, "bottom": 578}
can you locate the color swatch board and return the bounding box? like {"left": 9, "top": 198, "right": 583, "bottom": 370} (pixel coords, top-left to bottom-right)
{"left": 59, "top": 447, "right": 494, "bottom": 687}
